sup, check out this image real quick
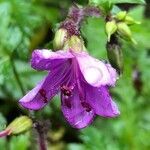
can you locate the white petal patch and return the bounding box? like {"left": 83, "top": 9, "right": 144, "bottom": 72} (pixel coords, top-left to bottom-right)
{"left": 83, "top": 66, "right": 103, "bottom": 86}
{"left": 76, "top": 52, "right": 118, "bottom": 87}
{"left": 40, "top": 50, "right": 53, "bottom": 59}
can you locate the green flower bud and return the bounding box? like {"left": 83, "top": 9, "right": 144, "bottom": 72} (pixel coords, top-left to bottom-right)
{"left": 116, "top": 11, "right": 127, "bottom": 21}
{"left": 117, "top": 22, "right": 131, "bottom": 37}
{"left": 105, "top": 20, "right": 117, "bottom": 42}
{"left": 6, "top": 116, "right": 32, "bottom": 135}
{"left": 125, "top": 16, "right": 141, "bottom": 25}
{"left": 63, "top": 35, "right": 86, "bottom": 52}
{"left": 53, "top": 28, "right": 68, "bottom": 49}
{"left": 107, "top": 43, "right": 123, "bottom": 74}
{"left": 117, "top": 22, "right": 137, "bottom": 44}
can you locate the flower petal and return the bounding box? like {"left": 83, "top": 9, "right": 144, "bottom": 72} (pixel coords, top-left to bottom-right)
{"left": 85, "top": 85, "right": 120, "bottom": 117}
{"left": 61, "top": 86, "right": 95, "bottom": 129}
{"left": 105, "top": 63, "right": 118, "bottom": 86}
{"left": 76, "top": 52, "right": 118, "bottom": 87}
{"left": 19, "top": 63, "right": 70, "bottom": 110}
{"left": 31, "top": 49, "right": 74, "bottom": 71}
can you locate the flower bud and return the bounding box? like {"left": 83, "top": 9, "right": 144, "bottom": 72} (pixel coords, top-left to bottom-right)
{"left": 117, "top": 22, "right": 131, "bottom": 37}
{"left": 116, "top": 11, "right": 127, "bottom": 21}
{"left": 63, "top": 35, "right": 86, "bottom": 52}
{"left": 117, "top": 22, "right": 137, "bottom": 44}
{"left": 105, "top": 20, "right": 117, "bottom": 42}
{"left": 125, "top": 16, "right": 141, "bottom": 25}
{"left": 53, "top": 28, "right": 68, "bottom": 49}
{"left": 107, "top": 43, "right": 123, "bottom": 74}
{"left": 6, "top": 116, "right": 32, "bottom": 135}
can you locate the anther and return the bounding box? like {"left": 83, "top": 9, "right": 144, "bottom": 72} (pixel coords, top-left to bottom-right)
{"left": 61, "top": 85, "right": 73, "bottom": 97}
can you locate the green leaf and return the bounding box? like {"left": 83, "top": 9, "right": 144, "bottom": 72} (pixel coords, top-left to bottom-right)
{"left": 113, "top": 0, "right": 145, "bottom": 4}
{"left": 0, "top": 113, "right": 7, "bottom": 148}
{"left": 89, "top": 0, "right": 145, "bottom": 5}
{"left": 0, "top": 0, "right": 60, "bottom": 59}
{"left": 81, "top": 18, "right": 107, "bottom": 59}
{"left": 67, "top": 144, "right": 84, "bottom": 150}
{"left": 0, "top": 57, "right": 10, "bottom": 85}
{"left": 128, "top": 6, "right": 150, "bottom": 48}
{"left": 0, "top": 113, "right": 7, "bottom": 130}
{"left": 9, "top": 133, "right": 30, "bottom": 150}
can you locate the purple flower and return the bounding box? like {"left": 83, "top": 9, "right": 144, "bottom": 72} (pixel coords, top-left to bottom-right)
{"left": 19, "top": 49, "right": 120, "bottom": 129}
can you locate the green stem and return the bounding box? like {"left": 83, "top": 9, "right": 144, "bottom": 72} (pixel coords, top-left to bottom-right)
{"left": 10, "top": 57, "right": 25, "bottom": 96}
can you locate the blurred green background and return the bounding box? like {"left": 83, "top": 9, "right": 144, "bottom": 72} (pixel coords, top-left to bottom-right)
{"left": 0, "top": 0, "right": 149, "bottom": 150}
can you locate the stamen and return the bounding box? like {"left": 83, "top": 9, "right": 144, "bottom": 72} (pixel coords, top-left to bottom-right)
{"left": 61, "top": 85, "right": 74, "bottom": 97}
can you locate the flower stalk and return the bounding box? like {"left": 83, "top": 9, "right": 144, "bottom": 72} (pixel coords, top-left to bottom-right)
{"left": 106, "top": 34, "right": 123, "bottom": 74}
{"left": 34, "top": 121, "right": 48, "bottom": 150}
{"left": 105, "top": 15, "right": 123, "bottom": 74}
{"left": 60, "top": 4, "right": 101, "bottom": 37}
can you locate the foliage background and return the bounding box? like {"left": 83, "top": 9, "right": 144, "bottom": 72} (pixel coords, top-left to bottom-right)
{"left": 0, "top": 0, "right": 149, "bottom": 150}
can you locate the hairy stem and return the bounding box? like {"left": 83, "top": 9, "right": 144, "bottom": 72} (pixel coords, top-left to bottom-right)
{"left": 60, "top": 5, "right": 101, "bottom": 37}
{"left": 34, "top": 121, "right": 48, "bottom": 150}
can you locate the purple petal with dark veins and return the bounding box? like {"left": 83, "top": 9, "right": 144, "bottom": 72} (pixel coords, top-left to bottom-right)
{"left": 61, "top": 86, "right": 95, "bottom": 129}
{"left": 19, "top": 62, "right": 70, "bottom": 110}
{"left": 85, "top": 84, "right": 120, "bottom": 117}
{"left": 31, "top": 49, "right": 74, "bottom": 71}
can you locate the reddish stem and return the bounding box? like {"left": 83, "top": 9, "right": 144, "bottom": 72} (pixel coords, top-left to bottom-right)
{"left": 0, "top": 129, "right": 11, "bottom": 138}
{"left": 34, "top": 121, "right": 47, "bottom": 150}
